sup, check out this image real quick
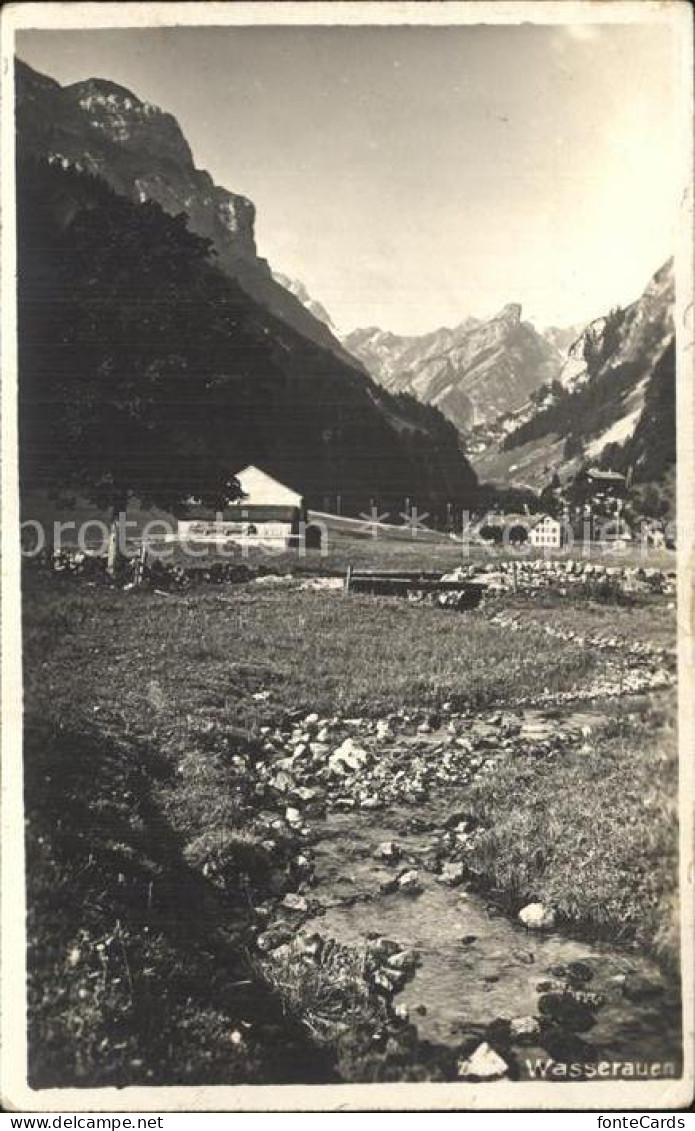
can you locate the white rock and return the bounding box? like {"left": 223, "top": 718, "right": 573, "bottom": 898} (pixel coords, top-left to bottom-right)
{"left": 328, "top": 738, "right": 368, "bottom": 775}
{"left": 294, "top": 786, "right": 318, "bottom": 804}
{"left": 509, "top": 1015, "right": 540, "bottom": 1041}
{"left": 457, "top": 1041, "right": 509, "bottom": 1080}
{"left": 360, "top": 795, "right": 383, "bottom": 810}
{"left": 518, "top": 902, "right": 556, "bottom": 931}
{"left": 309, "top": 742, "right": 330, "bottom": 759}
{"left": 281, "top": 892, "right": 308, "bottom": 912}
{"left": 374, "top": 840, "right": 401, "bottom": 863}
{"left": 438, "top": 861, "right": 466, "bottom": 886}
{"left": 387, "top": 948, "right": 419, "bottom": 971}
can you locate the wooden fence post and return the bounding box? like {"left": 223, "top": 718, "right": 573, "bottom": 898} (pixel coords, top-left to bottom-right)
{"left": 134, "top": 541, "right": 148, "bottom": 586}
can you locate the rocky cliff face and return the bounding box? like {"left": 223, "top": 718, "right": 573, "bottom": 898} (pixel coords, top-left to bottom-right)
{"left": 558, "top": 260, "right": 674, "bottom": 394}
{"left": 15, "top": 59, "right": 358, "bottom": 366}
{"left": 344, "top": 305, "right": 564, "bottom": 430}
{"left": 473, "top": 260, "right": 675, "bottom": 490}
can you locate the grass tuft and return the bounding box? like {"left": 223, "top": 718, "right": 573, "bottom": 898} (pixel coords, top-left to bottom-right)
{"left": 464, "top": 699, "right": 679, "bottom": 962}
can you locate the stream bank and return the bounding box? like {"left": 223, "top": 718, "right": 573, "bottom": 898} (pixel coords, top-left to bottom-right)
{"left": 252, "top": 696, "right": 681, "bottom": 1082}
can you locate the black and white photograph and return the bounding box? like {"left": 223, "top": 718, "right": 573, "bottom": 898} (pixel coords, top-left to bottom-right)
{"left": 1, "top": 0, "right": 693, "bottom": 1113}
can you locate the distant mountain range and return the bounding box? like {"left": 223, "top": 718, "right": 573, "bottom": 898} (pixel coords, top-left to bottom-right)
{"left": 343, "top": 306, "right": 568, "bottom": 431}
{"left": 337, "top": 266, "right": 674, "bottom": 498}
{"left": 15, "top": 59, "right": 478, "bottom": 518}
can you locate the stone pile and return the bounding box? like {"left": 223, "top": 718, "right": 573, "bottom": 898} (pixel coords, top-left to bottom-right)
{"left": 488, "top": 611, "right": 670, "bottom": 661}
{"left": 224, "top": 705, "right": 570, "bottom": 936}
{"left": 26, "top": 548, "right": 259, "bottom": 589}
{"left": 511, "top": 667, "right": 673, "bottom": 708}
{"left": 484, "top": 611, "right": 675, "bottom": 704}
{"left": 252, "top": 707, "right": 582, "bottom": 845}
{"left": 446, "top": 559, "right": 675, "bottom": 599}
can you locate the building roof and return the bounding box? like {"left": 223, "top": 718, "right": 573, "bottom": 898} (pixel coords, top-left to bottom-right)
{"left": 476, "top": 511, "right": 559, "bottom": 532}
{"left": 233, "top": 465, "right": 304, "bottom": 508}
{"left": 586, "top": 467, "right": 626, "bottom": 483}
{"left": 477, "top": 511, "right": 530, "bottom": 528}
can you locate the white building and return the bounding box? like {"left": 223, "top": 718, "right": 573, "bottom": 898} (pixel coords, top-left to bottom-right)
{"left": 528, "top": 513, "right": 566, "bottom": 549}
{"left": 178, "top": 465, "right": 306, "bottom": 548}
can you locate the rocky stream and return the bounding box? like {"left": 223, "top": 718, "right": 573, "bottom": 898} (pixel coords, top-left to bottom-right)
{"left": 247, "top": 659, "right": 680, "bottom": 1082}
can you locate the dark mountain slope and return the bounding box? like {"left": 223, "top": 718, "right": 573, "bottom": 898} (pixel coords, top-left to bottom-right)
{"left": 484, "top": 260, "right": 676, "bottom": 489}
{"left": 17, "top": 156, "right": 477, "bottom": 519}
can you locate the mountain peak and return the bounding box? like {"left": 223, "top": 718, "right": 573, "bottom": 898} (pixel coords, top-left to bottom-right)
{"left": 16, "top": 59, "right": 368, "bottom": 369}
{"left": 496, "top": 302, "right": 522, "bottom": 324}
{"left": 66, "top": 76, "right": 146, "bottom": 107}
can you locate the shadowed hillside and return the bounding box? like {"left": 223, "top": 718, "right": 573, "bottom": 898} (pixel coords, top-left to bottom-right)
{"left": 17, "top": 155, "right": 478, "bottom": 521}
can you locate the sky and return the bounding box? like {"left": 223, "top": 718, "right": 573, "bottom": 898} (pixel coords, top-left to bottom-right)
{"left": 17, "top": 22, "right": 683, "bottom": 335}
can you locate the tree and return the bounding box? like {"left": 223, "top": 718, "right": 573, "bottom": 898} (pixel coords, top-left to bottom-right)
{"left": 598, "top": 441, "right": 623, "bottom": 473}
{"left": 539, "top": 483, "right": 561, "bottom": 516}
{"left": 18, "top": 159, "right": 482, "bottom": 553}
{"left": 582, "top": 325, "right": 601, "bottom": 373}
{"left": 583, "top": 308, "right": 624, "bottom": 380}
{"left": 563, "top": 433, "right": 584, "bottom": 461}
{"left": 530, "top": 383, "right": 551, "bottom": 407}
{"left": 479, "top": 523, "right": 503, "bottom": 544}
{"left": 508, "top": 523, "right": 528, "bottom": 545}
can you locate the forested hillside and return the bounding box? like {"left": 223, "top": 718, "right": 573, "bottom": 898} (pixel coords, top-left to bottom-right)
{"left": 18, "top": 157, "right": 478, "bottom": 521}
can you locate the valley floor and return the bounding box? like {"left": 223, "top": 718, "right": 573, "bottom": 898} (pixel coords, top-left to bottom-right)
{"left": 20, "top": 557, "right": 681, "bottom": 1086}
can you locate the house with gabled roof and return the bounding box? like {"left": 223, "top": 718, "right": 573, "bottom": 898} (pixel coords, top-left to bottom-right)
{"left": 177, "top": 465, "right": 307, "bottom": 547}
{"left": 527, "top": 512, "right": 567, "bottom": 549}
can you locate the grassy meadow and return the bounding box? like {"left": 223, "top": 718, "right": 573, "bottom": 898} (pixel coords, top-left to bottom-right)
{"left": 22, "top": 573, "right": 661, "bottom": 728}
{"left": 19, "top": 542, "right": 680, "bottom": 1085}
